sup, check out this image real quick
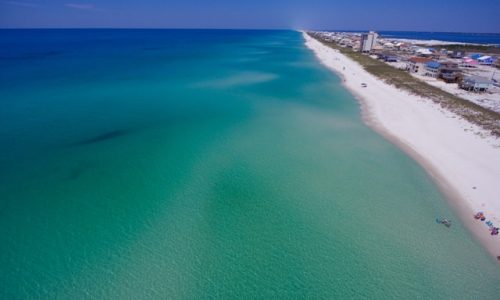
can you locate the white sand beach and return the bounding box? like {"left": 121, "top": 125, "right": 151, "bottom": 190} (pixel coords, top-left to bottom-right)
{"left": 303, "top": 32, "right": 500, "bottom": 258}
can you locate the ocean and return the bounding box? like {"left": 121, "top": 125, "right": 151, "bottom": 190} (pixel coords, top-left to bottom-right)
{"left": 1, "top": 29, "right": 499, "bottom": 298}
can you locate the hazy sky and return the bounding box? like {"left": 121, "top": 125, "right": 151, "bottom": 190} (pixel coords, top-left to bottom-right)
{"left": 1, "top": 0, "right": 499, "bottom": 32}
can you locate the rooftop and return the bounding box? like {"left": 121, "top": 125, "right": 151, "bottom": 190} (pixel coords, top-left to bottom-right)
{"left": 426, "top": 61, "right": 441, "bottom": 68}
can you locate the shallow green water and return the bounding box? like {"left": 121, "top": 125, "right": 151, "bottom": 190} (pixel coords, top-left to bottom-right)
{"left": 0, "top": 29, "right": 499, "bottom": 298}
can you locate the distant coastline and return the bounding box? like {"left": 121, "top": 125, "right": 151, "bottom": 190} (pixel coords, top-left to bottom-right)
{"left": 313, "top": 31, "right": 500, "bottom": 45}
{"left": 379, "top": 31, "right": 500, "bottom": 45}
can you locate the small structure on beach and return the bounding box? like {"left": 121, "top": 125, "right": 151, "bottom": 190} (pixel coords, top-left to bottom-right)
{"left": 439, "top": 61, "right": 461, "bottom": 83}
{"left": 407, "top": 57, "right": 433, "bottom": 75}
{"left": 449, "top": 50, "right": 465, "bottom": 59}
{"left": 477, "top": 56, "right": 494, "bottom": 65}
{"left": 459, "top": 76, "right": 492, "bottom": 92}
{"left": 394, "top": 42, "right": 408, "bottom": 51}
{"left": 415, "top": 48, "right": 434, "bottom": 57}
{"left": 424, "top": 61, "right": 461, "bottom": 82}
{"left": 383, "top": 42, "right": 395, "bottom": 50}
{"left": 462, "top": 57, "right": 478, "bottom": 68}
{"left": 425, "top": 61, "right": 441, "bottom": 78}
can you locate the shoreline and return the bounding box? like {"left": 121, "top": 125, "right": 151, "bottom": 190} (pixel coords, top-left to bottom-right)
{"left": 302, "top": 32, "right": 500, "bottom": 261}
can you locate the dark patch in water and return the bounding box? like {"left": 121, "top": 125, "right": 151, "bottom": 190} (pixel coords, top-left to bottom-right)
{"left": 66, "top": 161, "right": 93, "bottom": 181}
{"left": 72, "top": 129, "right": 128, "bottom": 146}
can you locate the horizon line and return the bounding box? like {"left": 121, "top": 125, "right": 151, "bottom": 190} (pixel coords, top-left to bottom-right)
{"left": 0, "top": 27, "right": 499, "bottom": 34}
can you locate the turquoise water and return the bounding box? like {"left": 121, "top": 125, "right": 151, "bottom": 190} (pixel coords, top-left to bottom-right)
{"left": 1, "top": 29, "right": 499, "bottom": 298}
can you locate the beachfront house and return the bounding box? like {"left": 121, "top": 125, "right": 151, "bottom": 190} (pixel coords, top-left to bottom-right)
{"left": 394, "top": 42, "right": 411, "bottom": 51}
{"left": 462, "top": 57, "right": 478, "bottom": 68}
{"left": 360, "top": 31, "right": 378, "bottom": 53}
{"left": 407, "top": 57, "right": 433, "bottom": 75}
{"left": 449, "top": 50, "right": 464, "bottom": 59}
{"left": 383, "top": 42, "right": 395, "bottom": 50}
{"left": 477, "top": 56, "right": 494, "bottom": 65}
{"left": 439, "top": 61, "right": 462, "bottom": 83}
{"left": 425, "top": 61, "right": 440, "bottom": 78}
{"left": 415, "top": 48, "right": 433, "bottom": 57}
{"left": 459, "top": 76, "right": 492, "bottom": 92}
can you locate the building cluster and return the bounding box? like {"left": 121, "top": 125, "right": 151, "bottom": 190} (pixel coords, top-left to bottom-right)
{"left": 314, "top": 31, "right": 500, "bottom": 94}
{"left": 406, "top": 56, "right": 494, "bottom": 92}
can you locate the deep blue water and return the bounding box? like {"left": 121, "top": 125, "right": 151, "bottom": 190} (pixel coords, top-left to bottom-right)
{"left": 1, "top": 29, "right": 499, "bottom": 298}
